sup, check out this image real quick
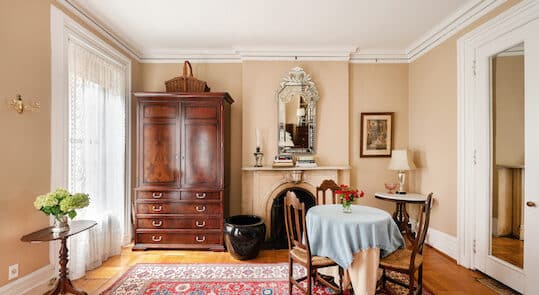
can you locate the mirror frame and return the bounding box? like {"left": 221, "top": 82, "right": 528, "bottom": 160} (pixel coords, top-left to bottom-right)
{"left": 276, "top": 67, "right": 319, "bottom": 154}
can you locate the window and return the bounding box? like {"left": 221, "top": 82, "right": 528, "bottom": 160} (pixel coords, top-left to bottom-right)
{"left": 51, "top": 6, "right": 131, "bottom": 279}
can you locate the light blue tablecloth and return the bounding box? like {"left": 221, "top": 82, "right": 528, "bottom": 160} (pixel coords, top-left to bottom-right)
{"left": 306, "top": 204, "right": 405, "bottom": 269}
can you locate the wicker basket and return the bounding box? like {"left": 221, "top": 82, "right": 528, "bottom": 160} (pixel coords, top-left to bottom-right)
{"left": 165, "top": 61, "right": 210, "bottom": 92}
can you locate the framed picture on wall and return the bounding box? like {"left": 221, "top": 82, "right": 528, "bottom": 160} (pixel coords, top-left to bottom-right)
{"left": 360, "top": 112, "right": 393, "bottom": 157}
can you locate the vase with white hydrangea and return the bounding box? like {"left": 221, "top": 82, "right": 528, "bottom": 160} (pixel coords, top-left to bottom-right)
{"left": 34, "top": 188, "right": 90, "bottom": 233}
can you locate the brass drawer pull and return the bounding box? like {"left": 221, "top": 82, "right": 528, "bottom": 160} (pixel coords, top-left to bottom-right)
{"left": 151, "top": 235, "right": 162, "bottom": 242}
{"left": 195, "top": 205, "right": 206, "bottom": 212}
{"left": 152, "top": 220, "right": 163, "bottom": 227}
{"left": 152, "top": 205, "right": 163, "bottom": 212}
{"left": 196, "top": 235, "right": 206, "bottom": 243}
{"left": 152, "top": 192, "right": 163, "bottom": 199}
{"left": 196, "top": 192, "right": 207, "bottom": 199}
{"left": 195, "top": 221, "right": 206, "bottom": 228}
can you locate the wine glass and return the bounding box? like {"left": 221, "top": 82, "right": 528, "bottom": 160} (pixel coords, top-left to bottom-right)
{"left": 384, "top": 183, "right": 398, "bottom": 194}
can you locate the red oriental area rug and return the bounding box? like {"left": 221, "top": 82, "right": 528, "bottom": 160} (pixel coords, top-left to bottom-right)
{"left": 101, "top": 263, "right": 334, "bottom": 295}
{"left": 101, "top": 263, "right": 433, "bottom": 295}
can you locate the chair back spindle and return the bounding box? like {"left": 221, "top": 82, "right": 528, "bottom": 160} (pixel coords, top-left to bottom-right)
{"left": 316, "top": 179, "right": 340, "bottom": 205}
{"left": 409, "top": 193, "right": 433, "bottom": 270}
{"left": 284, "top": 191, "right": 310, "bottom": 253}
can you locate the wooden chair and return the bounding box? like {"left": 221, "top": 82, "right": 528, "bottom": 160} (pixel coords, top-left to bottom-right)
{"left": 377, "top": 193, "right": 433, "bottom": 295}
{"left": 316, "top": 179, "right": 341, "bottom": 205}
{"left": 284, "top": 191, "right": 343, "bottom": 295}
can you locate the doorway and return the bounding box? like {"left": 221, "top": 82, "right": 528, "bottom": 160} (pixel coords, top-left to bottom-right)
{"left": 457, "top": 1, "right": 539, "bottom": 293}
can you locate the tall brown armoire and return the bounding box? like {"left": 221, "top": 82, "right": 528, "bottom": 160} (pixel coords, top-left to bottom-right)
{"left": 133, "top": 92, "right": 233, "bottom": 251}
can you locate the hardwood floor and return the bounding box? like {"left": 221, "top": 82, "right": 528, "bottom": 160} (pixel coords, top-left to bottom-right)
{"left": 52, "top": 245, "right": 501, "bottom": 294}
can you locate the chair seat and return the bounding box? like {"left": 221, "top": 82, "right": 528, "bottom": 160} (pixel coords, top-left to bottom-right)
{"left": 380, "top": 248, "right": 423, "bottom": 271}
{"left": 290, "top": 247, "right": 337, "bottom": 267}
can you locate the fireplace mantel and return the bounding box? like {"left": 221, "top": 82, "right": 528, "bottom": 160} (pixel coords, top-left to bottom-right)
{"left": 241, "top": 165, "right": 350, "bottom": 239}
{"left": 242, "top": 165, "right": 351, "bottom": 171}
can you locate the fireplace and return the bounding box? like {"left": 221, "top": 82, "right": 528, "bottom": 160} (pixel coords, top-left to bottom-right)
{"left": 241, "top": 166, "right": 351, "bottom": 243}
{"left": 266, "top": 187, "right": 316, "bottom": 249}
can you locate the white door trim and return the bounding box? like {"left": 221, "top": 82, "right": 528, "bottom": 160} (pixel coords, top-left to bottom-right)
{"left": 457, "top": 0, "right": 539, "bottom": 269}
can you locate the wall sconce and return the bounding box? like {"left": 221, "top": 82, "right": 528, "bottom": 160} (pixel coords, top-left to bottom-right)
{"left": 8, "top": 94, "right": 40, "bottom": 114}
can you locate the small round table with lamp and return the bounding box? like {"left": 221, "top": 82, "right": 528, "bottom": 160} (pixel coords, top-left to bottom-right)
{"left": 374, "top": 192, "right": 427, "bottom": 233}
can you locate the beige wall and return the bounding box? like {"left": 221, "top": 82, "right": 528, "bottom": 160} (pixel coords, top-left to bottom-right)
{"left": 0, "top": 0, "right": 51, "bottom": 286}
{"left": 493, "top": 55, "right": 525, "bottom": 167}
{"left": 0, "top": 0, "right": 141, "bottom": 287}
{"left": 140, "top": 63, "right": 243, "bottom": 215}
{"left": 408, "top": 0, "right": 521, "bottom": 236}
{"left": 350, "top": 64, "right": 409, "bottom": 211}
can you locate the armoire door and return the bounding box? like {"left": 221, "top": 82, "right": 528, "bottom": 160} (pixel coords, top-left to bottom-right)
{"left": 140, "top": 102, "right": 179, "bottom": 187}
{"left": 181, "top": 101, "right": 222, "bottom": 188}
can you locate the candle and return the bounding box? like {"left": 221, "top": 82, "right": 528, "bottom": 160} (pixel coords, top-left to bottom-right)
{"left": 256, "top": 128, "right": 261, "bottom": 149}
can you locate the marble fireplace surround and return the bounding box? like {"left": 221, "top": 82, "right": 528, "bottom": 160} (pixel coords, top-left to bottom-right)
{"left": 241, "top": 166, "right": 351, "bottom": 239}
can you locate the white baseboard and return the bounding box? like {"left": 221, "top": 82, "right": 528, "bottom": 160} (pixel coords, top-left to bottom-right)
{"left": 0, "top": 264, "right": 54, "bottom": 295}
{"left": 425, "top": 228, "right": 458, "bottom": 260}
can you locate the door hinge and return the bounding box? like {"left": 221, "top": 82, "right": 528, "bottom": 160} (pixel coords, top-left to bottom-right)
{"left": 473, "top": 149, "right": 477, "bottom": 166}
{"left": 472, "top": 59, "right": 477, "bottom": 77}
{"left": 473, "top": 239, "right": 477, "bottom": 254}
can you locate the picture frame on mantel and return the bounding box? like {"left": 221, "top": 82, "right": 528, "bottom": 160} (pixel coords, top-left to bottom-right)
{"left": 360, "top": 112, "right": 393, "bottom": 157}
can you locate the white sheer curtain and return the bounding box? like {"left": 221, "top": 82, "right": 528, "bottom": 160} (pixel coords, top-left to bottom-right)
{"left": 66, "top": 40, "right": 127, "bottom": 279}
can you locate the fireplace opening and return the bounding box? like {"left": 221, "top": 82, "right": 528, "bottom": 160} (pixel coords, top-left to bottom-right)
{"left": 265, "top": 187, "right": 316, "bottom": 249}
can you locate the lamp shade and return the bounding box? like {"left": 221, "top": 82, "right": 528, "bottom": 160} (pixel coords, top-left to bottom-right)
{"left": 388, "top": 149, "right": 416, "bottom": 171}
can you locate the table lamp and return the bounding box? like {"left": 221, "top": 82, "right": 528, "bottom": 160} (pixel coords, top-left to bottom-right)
{"left": 387, "top": 149, "right": 416, "bottom": 194}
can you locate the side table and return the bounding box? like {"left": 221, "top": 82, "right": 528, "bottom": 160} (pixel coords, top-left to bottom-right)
{"left": 21, "top": 220, "right": 97, "bottom": 295}
{"left": 374, "top": 192, "right": 427, "bottom": 234}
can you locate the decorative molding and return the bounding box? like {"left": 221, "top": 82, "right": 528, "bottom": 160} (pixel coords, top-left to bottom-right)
{"left": 350, "top": 50, "right": 409, "bottom": 64}
{"left": 57, "top": 0, "right": 142, "bottom": 60}
{"left": 425, "top": 228, "right": 458, "bottom": 260}
{"left": 59, "top": 0, "right": 507, "bottom": 63}
{"left": 408, "top": 0, "right": 507, "bottom": 62}
{"left": 0, "top": 265, "right": 54, "bottom": 295}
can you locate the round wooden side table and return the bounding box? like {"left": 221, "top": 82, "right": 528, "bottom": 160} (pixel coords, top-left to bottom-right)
{"left": 21, "top": 220, "right": 97, "bottom": 295}
{"left": 374, "top": 192, "right": 427, "bottom": 234}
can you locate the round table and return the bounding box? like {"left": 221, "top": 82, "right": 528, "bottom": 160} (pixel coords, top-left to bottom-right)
{"left": 306, "top": 204, "right": 404, "bottom": 267}
{"left": 374, "top": 192, "right": 427, "bottom": 233}
{"left": 306, "top": 205, "right": 404, "bottom": 295}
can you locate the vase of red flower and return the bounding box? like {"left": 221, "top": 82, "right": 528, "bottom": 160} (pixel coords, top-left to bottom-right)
{"left": 336, "top": 184, "right": 365, "bottom": 213}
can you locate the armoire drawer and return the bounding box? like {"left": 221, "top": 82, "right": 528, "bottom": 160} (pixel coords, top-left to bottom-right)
{"left": 181, "top": 191, "right": 221, "bottom": 200}
{"left": 136, "top": 202, "right": 222, "bottom": 214}
{"left": 137, "top": 191, "right": 181, "bottom": 200}
{"left": 136, "top": 216, "right": 222, "bottom": 229}
{"left": 136, "top": 232, "right": 221, "bottom": 245}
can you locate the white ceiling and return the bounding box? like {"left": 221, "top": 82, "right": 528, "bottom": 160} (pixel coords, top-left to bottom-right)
{"left": 67, "top": 0, "right": 500, "bottom": 61}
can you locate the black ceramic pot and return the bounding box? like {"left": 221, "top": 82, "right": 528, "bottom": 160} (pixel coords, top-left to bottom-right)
{"left": 224, "top": 215, "right": 266, "bottom": 260}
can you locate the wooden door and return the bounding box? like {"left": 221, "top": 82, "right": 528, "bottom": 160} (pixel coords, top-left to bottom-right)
{"left": 139, "top": 102, "right": 179, "bottom": 187}
{"left": 181, "top": 101, "right": 222, "bottom": 188}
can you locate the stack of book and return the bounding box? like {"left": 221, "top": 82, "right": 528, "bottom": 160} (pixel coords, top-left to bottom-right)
{"left": 272, "top": 154, "right": 294, "bottom": 168}
{"left": 295, "top": 155, "right": 317, "bottom": 167}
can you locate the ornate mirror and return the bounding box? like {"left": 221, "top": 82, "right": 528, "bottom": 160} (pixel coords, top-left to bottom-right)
{"left": 276, "top": 67, "right": 319, "bottom": 154}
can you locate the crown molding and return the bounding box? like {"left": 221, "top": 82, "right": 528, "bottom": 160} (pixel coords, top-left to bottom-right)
{"left": 407, "top": 0, "right": 507, "bottom": 62}
{"left": 60, "top": 0, "right": 507, "bottom": 63}
{"left": 350, "top": 49, "right": 409, "bottom": 64}
{"left": 236, "top": 47, "right": 358, "bottom": 62}
{"left": 57, "top": 0, "right": 142, "bottom": 60}
{"left": 141, "top": 49, "right": 241, "bottom": 63}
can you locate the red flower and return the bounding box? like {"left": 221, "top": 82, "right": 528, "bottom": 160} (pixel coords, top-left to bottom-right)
{"left": 337, "top": 184, "right": 363, "bottom": 203}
